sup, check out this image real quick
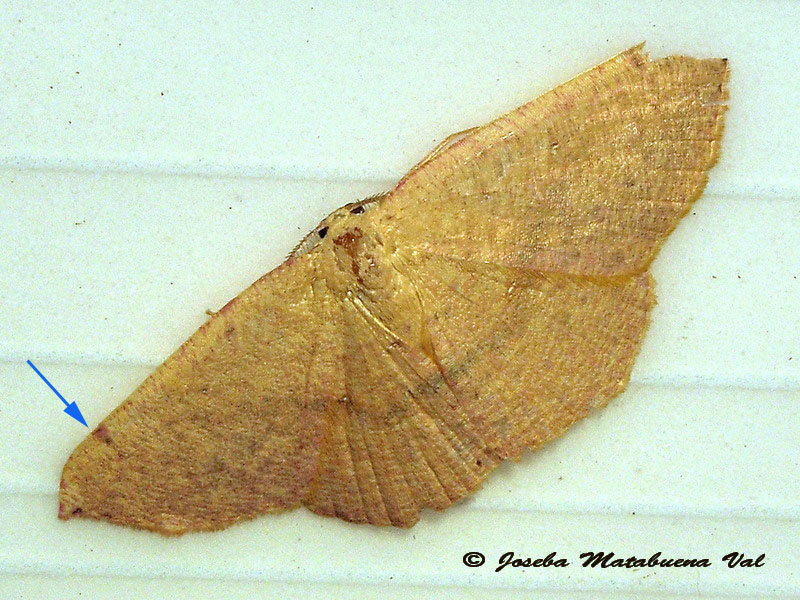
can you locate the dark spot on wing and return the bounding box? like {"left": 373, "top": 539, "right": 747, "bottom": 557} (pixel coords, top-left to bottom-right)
{"left": 93, "top": 424, "right": 113, "bottom": 444}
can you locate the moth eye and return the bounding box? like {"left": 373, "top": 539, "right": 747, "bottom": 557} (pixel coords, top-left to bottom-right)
{"left": 318, "top": 226, "right": 328, "bottom": 239}
{"left": 350, "top": 205, "right": 365, "bottom": 215}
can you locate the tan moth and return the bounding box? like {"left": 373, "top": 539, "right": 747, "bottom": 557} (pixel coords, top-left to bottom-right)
{"left": 60, "top": 45, "right": 729, "bottom": 534}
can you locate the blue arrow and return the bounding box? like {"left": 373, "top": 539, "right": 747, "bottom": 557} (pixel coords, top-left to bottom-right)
{"left": 27, "top": 360, "right": 88, "bottom": 427}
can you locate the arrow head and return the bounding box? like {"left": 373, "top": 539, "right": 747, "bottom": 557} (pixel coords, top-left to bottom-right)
{"left": 64, "top": 402, "right": 88, "bottom": 427}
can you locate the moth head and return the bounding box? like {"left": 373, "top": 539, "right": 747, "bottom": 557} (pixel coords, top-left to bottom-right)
{"left": 289, "top": 193, "right": 386, "bottom": 259}
{"left": 316, "top": 203, "right": 363, "bottom": 240}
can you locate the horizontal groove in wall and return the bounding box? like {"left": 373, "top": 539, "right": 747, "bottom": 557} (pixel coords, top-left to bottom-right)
{"left": 0, "top": 158, "right": 798, "bottom": 201}
{"left": 2, "top": 487, "right": 797, "bottom": 521}
{"left": 3, "top": 356, "right": 798, "bottom": 392}
{"left": 0, "top": 570, "right": 795, "bottom": 600}
{"left": 0, "top": 156, "right": 400, "bottom": 186}
{"left": 1, "top": 571, "right": 793, "bottom": 600}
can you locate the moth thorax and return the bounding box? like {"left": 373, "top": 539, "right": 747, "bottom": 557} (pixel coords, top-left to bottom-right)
{"left": 329, "top": 226, "right": 393, "bottom": 293}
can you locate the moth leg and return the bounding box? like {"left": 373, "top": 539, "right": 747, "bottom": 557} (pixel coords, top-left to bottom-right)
{"left": 354, "top": 191, "right": 390, "bottom": 207}
{"left": 411, "top": 127, "right": 480, "bottom": 173}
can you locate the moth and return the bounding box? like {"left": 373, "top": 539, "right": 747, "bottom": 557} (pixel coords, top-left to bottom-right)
{"left": 59, "top": 44, "right": 729, "bottom": 534}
